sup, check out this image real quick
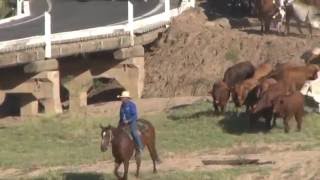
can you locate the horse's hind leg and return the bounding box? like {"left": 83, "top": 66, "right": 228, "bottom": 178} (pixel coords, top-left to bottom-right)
{"left": 146, "top": 133, "right": 161, "bottom": 173}
{"left": 135, "top": 152, "right": 141, "bottom": 177}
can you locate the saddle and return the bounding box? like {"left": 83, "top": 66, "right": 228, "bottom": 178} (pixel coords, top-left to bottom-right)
{"left": 121, "top": 120, "right": 148, "bottom": 140}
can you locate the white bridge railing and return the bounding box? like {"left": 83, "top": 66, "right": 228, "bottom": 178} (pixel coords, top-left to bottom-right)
{"left": 0, "top": 0, "right": 195, "bottom": 56}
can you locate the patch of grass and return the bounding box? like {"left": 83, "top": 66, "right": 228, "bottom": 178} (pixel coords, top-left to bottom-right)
{"left": 225, "top": 48, "right": 239, "bottom": 62}
{"left": 0, "top": 115, "right": 114, "bottom": 169}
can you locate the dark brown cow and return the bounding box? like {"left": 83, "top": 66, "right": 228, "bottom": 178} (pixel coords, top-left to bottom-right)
{"left": 223, "top": 61, "right": 255, "bottom": 88}
{"left": 210, "top": 81, "right": 230, "bottom": 114}
{"left": 233, "top": 63, "right": 272, "bottom": 107}
{"left": 273, "top": 91, "right": 304, "bottom": 133}
{"left": 211, "top": 61, "right": 255, "bottom": 113}
{"left": 255, "top": 0, "right": 278, "bottom": 33}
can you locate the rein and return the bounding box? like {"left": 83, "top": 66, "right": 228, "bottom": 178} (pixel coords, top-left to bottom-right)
{"left": 107, "top": 129, "right": 113, "bottom": 147}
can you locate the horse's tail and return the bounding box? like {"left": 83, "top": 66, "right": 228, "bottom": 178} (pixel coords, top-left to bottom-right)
{"left": 138, "top": 119, "right": 161, "bottom": 163}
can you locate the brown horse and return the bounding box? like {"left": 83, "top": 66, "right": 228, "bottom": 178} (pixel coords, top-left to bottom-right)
{"left": 100, "top": 119, "right": 160, "bottom": 180}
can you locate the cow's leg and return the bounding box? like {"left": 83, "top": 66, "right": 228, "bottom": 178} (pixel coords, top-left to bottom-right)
{"left": 213, "top": 103, "right": 219, "bottom": 114}
{"left": 265, "top": 113, "right": 272, "bottom": 130}
{"left": 220, "top": 105, "right": 226, "bottom": 114}
{"left": 265, "top": 19, "right": 271, "bottom": 33}
{"left": 283, "top": 117, "right": 290, "bottom": 133}
{"left": 261, "top": 19, "right": 265, "bottom": 33}
{"left": 272, "top": 114, "right": 277, "bottom": 128}
{"left": 308, "top": 22, "right": 313, "bottom": 38}
{"left": 285, "top": 17, "right": 290, "bottom": 35}
{"left": 296, "top": 21, "right": 303, "bottom": 35}
{"left": 249, "top": 113, "right": 257, "bottom": 130}
{"left": 295, "top": 113, "right": 303, "bottom": 132}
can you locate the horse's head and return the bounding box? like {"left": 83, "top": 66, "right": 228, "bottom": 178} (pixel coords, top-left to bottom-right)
{"left": 100, "top": 124, "right": 113, "bottom": 152}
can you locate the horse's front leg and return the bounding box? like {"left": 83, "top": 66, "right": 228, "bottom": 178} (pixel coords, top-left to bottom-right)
{"left": 135, "top": 151, "right": 141, "bottom": 177}
{"left": 114, "top": 161, "right": 121, "bottom": 180}
{"left": 123, "top": 160, "right": 130, "bottom": 180}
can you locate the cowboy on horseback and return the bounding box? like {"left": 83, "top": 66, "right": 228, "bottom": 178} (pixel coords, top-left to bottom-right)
{"left": 118, "top": 91, "right": 144, "bottom": 155}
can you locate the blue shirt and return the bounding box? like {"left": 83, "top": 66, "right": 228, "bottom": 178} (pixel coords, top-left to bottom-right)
{"left": 120, "top": 100, "right": 138, "bottom": 124}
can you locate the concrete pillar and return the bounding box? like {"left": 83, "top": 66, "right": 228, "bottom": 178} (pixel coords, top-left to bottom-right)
{"left": 20, "top": 94, "right": 38, "bottom": 116}
{"left": 38, "top": 71, "right": 62, "bottom": 114}
{"left": 63, "top": 69, "right": 93, "bottom": 112}
{"left": 98, "top": 57, "right": 145, "bottom": 98}
{"left": 0, "top": 67, "right": 62, "bottom": 116}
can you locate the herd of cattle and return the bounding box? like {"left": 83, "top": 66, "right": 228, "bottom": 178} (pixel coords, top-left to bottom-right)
{"left": 223, "top": 0, "right": 320, "bottom": 35}
{"left": 210, "top": 61, "right": 319, "bottom": 133}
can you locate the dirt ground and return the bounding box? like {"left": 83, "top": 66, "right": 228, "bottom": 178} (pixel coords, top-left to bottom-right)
{"left": 143, "top": 7, "right": 320, "bottom": 98}
{"left": 1, "top": 142, "right": 320, "bottom": 179}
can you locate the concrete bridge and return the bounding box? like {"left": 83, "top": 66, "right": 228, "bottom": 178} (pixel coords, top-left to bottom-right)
{"left": 0, "top": 0, "right": 195, "bottom": 117}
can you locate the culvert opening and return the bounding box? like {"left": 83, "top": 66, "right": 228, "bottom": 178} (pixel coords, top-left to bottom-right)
{"left": 87, "top": 78, "right": 125, "bottom": 105}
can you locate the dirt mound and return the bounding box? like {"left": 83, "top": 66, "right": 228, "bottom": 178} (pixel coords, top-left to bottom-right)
{"left": 143, "top": 8, "right": 319, "bottom": 98}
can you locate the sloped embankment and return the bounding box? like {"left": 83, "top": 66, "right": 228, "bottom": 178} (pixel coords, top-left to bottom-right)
{"left": 143, "top": 8, "right": 319, "bottom": 98}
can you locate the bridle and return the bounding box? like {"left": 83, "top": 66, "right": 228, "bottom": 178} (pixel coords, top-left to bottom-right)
{"left": 103, "top": 128, "right": 113, "bottom": 148}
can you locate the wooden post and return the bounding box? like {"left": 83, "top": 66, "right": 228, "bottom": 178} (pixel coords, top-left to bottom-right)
{"left": 45, "top": 11, "right": 52, "bottom": 58}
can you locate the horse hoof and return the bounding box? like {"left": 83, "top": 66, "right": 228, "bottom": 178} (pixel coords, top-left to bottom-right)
{"left": 153, "top": 170, "right": 158, "bottom": 174}
{"left": 156, "top": 159, "right": 162, "bottom": 164}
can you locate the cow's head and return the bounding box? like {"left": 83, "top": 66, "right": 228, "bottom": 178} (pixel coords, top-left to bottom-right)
{"left": 307, "top": 64, "right": 320, "bottom": 80}
{"left": 272, "top": 96, "right": 286, "bottom": 117}
{"left": 211, "top": 81, "right": 230, "bottom": 106}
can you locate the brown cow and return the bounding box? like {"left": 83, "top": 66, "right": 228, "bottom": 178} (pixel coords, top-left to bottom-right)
{"left": 256, "top": 78, "right": 278, "bottom": 98}
{"left": 234, "top": 78, "right": 259, "bottom": 107}
{"left": 252, "top": 63, "right": 273, "bottom": 80}
{"left": 210, "top": 81, "right": 230, "bottom": 114}
{"left": 277, "top": 64, "right": 319, "bottom": 92}
{"left": 247, "top": 78, "right": 277, "bottom": 129}
{"left": 255, "top": 0, "right": 278, "bottom": 33}
{"left": 252, "top": 81, "right": 289, "bottom": 113}
{"left": 273, "top": 91, "right": 304, "bottom": 133}
{"left": 267, "top": 62, "right": 300, "bottom": 80}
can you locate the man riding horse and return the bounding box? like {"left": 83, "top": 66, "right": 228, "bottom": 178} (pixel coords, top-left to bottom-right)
{"left": 118, "top": 91, "right": 144, "bottom": 156}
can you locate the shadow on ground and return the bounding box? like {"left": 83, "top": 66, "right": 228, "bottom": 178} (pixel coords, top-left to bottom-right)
{"left": 218, "top": 111, "right": 271, "bottom": 135}
{"left": 63, "top": 172, "right": 110, "bottom": 180}
{"left": 167, "top": 109, "right": 215, "bottom": 121}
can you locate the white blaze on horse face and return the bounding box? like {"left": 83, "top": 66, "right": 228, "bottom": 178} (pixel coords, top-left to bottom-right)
{"left": 103, "top": 131, "right": 106, "bottom": 137}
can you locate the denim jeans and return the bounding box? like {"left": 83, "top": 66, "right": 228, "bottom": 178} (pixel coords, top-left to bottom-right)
{"left": 129, "top": 121, "right": 144, "bottom": 151}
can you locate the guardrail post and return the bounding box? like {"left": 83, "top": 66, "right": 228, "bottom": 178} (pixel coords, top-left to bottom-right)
{"left": 17, "top": 0, "right": 23, "bottom": 15}
{"left": 45, "top": 11, "right": 52, "bottom": 58}
{"left": 165, "top": 0, "right": 170, "bottom": 20}
{"left": 190, "top": 0, "right": 195, "bottom": 7}
{"left": 128, "top": 0, "right": 134, "bottom": 46}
